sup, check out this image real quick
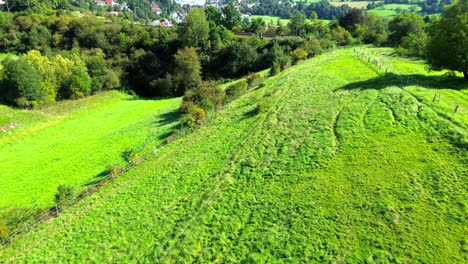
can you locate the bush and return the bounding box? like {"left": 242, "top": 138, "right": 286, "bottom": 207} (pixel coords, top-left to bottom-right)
{"left": 182, "top": 82, "right": 225, "bottom": 113}
{"left": 0, "top": 208, "right": 41, "bottom": 244}
{"left": 225, "top": 80, "right": 248, "bottom": 100}
{"left": 256, "top": 98, "right": 270, "bottom": 114}
{"left": 269, "top": 62, "right": 281, "bottom": 76}
{"left": 54, "top": 185, "right": 75, "bottom": 209}
{"left": 291, "top": 48, "right": 309, "bottom": 64}
{"left": 181, "top": 105, "right": 206, "bottom": 127}
{"left": 246, "top": 73, "right": 264, "bottom": 87}
{"left": 121, "top": 148, "right": 136, "bottom": 163}
{"left": 0, "top": 224, "right": 9, "bottom": 243}
{"left": 107, "top": 163, "right": 122, "bottom": 178}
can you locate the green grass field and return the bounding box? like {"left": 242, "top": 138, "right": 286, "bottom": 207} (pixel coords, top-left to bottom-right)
{"left": 249, "top": 15, "right": 291, "bottom": 26}
{"left": 0, "top": 91, "right": 181, "bottom": 208}
{"left": 368, "top": 4, "right": 422, "bottom": 18}
{"left": 330, "top": 1, "right": 374, "bottom": 9}
{"left": 0, "top": 47, "right": 466, "bottom": 262}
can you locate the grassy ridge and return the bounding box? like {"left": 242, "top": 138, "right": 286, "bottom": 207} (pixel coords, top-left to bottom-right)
{"left": 0, "top": 48, "right": 466, "bottom": 262}
{"left": 0, "top": 91, "right": 181, "bottom": 208}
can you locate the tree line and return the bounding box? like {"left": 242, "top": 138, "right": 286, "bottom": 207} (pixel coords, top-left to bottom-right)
{"left": 0, "top": 0, "right": 466, "bottom": 108}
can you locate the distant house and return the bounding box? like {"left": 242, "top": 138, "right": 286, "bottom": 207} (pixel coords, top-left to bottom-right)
{"left": 121, "top": 2, "right": 129, "bottom": 10}
{"left": 152, "top": 4, "right": 162, "bottom": 15}
{"left": 97, "top": 0, "right": 116, "bottom": 6}
{"left": 107, "top": 11, "right": 119, "bottom": 16}
{"left": 170, "top": 12, "right": 185, "bottom": 23}
{"left": 152, "top": 19, "right": 161, "bottom": 26}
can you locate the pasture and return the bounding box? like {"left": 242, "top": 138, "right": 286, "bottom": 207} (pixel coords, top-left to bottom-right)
{"left": 0, "top": 91, "right": 181, "bottom": 208}
{"left": 330, "top": 1, "right": 375, "bottom": 9}
{"left": 0, "top": 47, "right": 466, "bottom": 262}
{"left": 368, "top": 4, "right": 422, "bottom": 17}
{"left": 249, "top": 15, "right": 291, "bottom": 26}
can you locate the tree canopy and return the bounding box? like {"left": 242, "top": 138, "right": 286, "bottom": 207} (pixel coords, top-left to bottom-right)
{"left": 426, "top": 0, "right": 468, "bottom": 79}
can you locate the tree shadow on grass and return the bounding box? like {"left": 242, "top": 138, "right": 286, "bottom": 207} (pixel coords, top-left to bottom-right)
{"left": 154, "top": 109, "right": 180, "bottom": 126}
{"left": 335, "top": 73, "right": 467, "bottom": 92}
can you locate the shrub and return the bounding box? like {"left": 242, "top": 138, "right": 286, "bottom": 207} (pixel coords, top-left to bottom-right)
{"left": 246, "top": 73, "right": 264, "bottom": 87}
{"left": 269, "top": 62, "right": 281, "bottom": 76}
{"left": 0, "top": 224, "right": 9, "bottom": 243}
{"left": 226, "top": 80, "right": 248, "bottom": 100}
{"left": 256, "top": 98, "right": 270, "bottom": 114}
{"left": 182, "top": 82, "right": 224, "bottom": 113}
{"left": 121, "top": 148, "right": 136, "bottom": 163}
{"left": 54, "top": 185, "right": 75, "bottom": 209}
{"left": 107, "top": 163, "right": 122, "bottom": 178}
{"left": 181, "top": 105, "right": 206, "bottom": 127}
{"left": 291, "top": 48, "right": 309, "bottom": 64}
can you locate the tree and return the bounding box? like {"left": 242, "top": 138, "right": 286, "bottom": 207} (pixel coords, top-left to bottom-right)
{"left": 388, "top": 13, "right": 425, "bottom": 46}
{"left": 179, "top": 8, "right": 210, "bottom": 48}
{"left": 426, "top": 0, "right": 467, "bottom": 79}
{"left": 249, "top": 17, "right": 266, "bottom": 35}
{"left": 172, "top": 47, "right": 202, "bottom": 96}
{"left": 339, "top": 8, "right": 365, "bottom": 31}
{"left": 23, "top": 50, "right": 57, "bottom": 104}
{"left": 289, "top": 12, "right": 307, "bottom": 36}
{"left": 0, "top": 57, "right": 43, "bottom": 108}
{"left": 222, "top": 3, "right": 241, "bottom": 30}
{"left": 205, "top": 6, "right": 222, "bottom": 26}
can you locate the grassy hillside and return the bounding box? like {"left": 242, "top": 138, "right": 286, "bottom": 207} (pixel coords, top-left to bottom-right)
{"left": 0, "top": 48, "right": 466, "bottom": 262}
{"left": 0, "top": 91, "right": 181, "bottom": 208}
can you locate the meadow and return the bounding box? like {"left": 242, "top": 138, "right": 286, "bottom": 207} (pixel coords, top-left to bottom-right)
{"left": 0, "top": 47, "right": 466, "bottom": 262}
{"left": 330, "top": 1, "right": 375, "bottom": 9}
{"left": 249, "top": 15, "right": 291, "bottom": 26}
{"left": 0, "top": 91, "right": 181, "bottom": 208}
{"left": 368, "top": 4, "right": 422, "bottom": 17}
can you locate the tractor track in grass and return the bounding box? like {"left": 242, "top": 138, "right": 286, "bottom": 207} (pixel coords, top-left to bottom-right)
{"left": 152, "top": 75, "right": 290, "bottom": 261}
{"left": 332, "top": 108, "right": 343, "bottom": 152}
{"left": 362, "top": 91, "right": 382, "bottom": 129}
{"left": 133, "top": 74, "right": 295, "bottom": 261}
{"left": 402, "top": 87, "right": 466, "bottom": 130}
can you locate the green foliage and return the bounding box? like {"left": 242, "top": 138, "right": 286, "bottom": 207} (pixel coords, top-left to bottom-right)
{"left": 255, "top": 97, "right": 271, "bottom": 114}
{"left": 222, "top": 3, "right": 241, "bottom": 30}
{"left": 225, "top": 80, "right": 248, "bottom": 101}
{"left": 388, "top": 13, "right": 425, "bottom": 46}
{"left": 173, "top": 47, "right": 202, "bottom": 96}
{"left": 121, "top": 148, "right": 137, "bottom": 164}
{"left": 179, "top": 8, "right": 210, "bottom": 48}
{"left": 68, "top": 63, "right": 92, "bottom": 99}
{"left": 269, "top": 61, "right": 281, "bottom": 76}
{"left": 180, "top": 105, "right": 206, "bottom": 128}
{"left": 246, "top": 73, "right": 264, "bottom": 87}
{"left": 0, "top": 57, "right": 43, "bottom": 108}
{"left": 290, "top": 48, "right": 309, "bottom": 64}
{"left": 288, "top": 12, "right": 307, "bottom": 36}
{"left": 54, "top": 185, "right": 75, "bottom": 209}
{"left": 426, "top": 0, "right": 468, "bottom": 79}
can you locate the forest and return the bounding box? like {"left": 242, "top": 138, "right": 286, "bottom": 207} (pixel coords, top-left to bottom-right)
{"left": 0, "top": 0, "right": 466, "bottom": 109}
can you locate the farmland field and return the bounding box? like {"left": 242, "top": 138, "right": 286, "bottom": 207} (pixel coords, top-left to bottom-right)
{"left": 0, "top": 47, "right": 466, "bottom": 262}
{"left": 330, "top": 1, "right": 375, "bottom": 9}
{"left": 0, "top": 91, "right": 181, "bottom": 208}
{"left": 249, "top": 15, "right": 291, "bottom": 25}
{"left": 368, "top": 4, "right": 422, "bottom": 17}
